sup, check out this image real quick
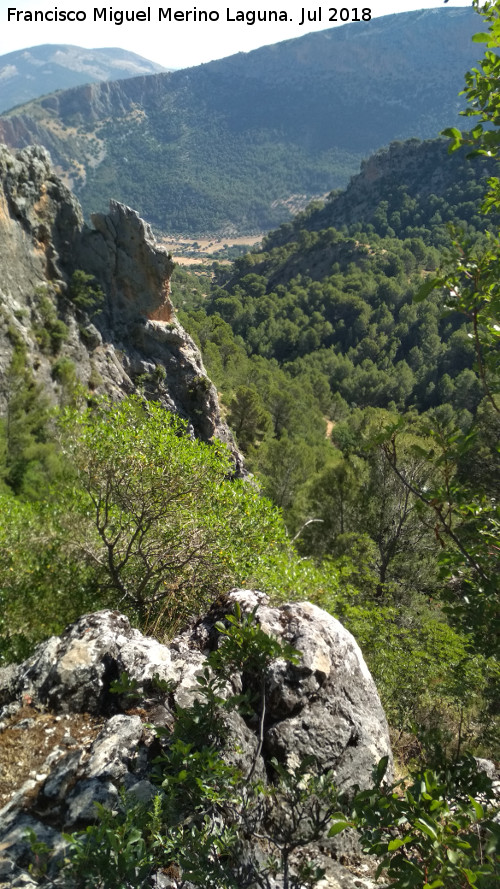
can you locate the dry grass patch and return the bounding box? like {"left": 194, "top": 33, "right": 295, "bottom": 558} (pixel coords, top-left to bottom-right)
{"left": 0, "top": 705, "right": 105, "bottom": 808}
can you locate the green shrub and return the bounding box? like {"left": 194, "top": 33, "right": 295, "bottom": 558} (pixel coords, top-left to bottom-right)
{"left": 51, "top": 356, "right": 77, "bottom": 392}
{"left": 332, "top": 755, "right": 500, "bottom": 889}
{"left": 33, "top": 293, "right": 68, "bottom": 354}
{"left": 67, "top": 271, "right": 104, "bottom": 315}
{"left": 57, "top": 396, "right": 298, "bottom": 635}
{"left": 0, "top": 491, "right": 100, "bottom": 664}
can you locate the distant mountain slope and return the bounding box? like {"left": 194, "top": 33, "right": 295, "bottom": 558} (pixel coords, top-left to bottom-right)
{"left": 225, "top": 137, "right": 499, "bottom": 291}
{"left": 0, "top": 44, "right": 169, "bottom": 113}
{"left": 0, "top": 8, "right": 483, "bottom": 235}
{"left": 262, "top": 137, "right": 500, "bottom": 258}
{"left": 194, "top": 136, "right": 500, "bottom": 415}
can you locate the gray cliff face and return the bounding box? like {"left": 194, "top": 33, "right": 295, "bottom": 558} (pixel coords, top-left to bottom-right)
{"left": 80, "top": 200, "right": 174, "bottom": 327}
{"left": 0, "top": 144, "right": 240, "bottom": 461}
{"left": 0, "top": 143, "right": 82, "bottom": 280}
{"left": 0, "top": 591, "right": 393, "bottom": 889}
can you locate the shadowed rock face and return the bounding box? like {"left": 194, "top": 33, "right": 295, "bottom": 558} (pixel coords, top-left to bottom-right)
{"left": 0, "top": 592, "right": 393, "bottom": 888}
{"left": 0, "top": 144, "right": 241, "bottom": 462}
{"left": 0, "top": 143, "right": 82, "bottom": 289}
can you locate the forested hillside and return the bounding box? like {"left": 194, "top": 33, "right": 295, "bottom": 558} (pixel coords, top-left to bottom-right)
{"left": 181, "top": 138, "right": 497, "bottom": 422}
{"left": 176, "top": 131, "right": 500, "bottom": 762}
{"left": 0, "top": 7, "right": 481, "bottom": 234}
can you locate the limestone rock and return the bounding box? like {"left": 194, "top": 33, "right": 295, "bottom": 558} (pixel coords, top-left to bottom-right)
{"left": 79, "top": 200, "right": 174, "bottom": 328}
{"left": 0, "top": 609, "right": 190, "bottom": 715}
{"left": 178, "top": 590, "right": 392, "bottom": 793}
{"left": 0, "top": 144, "right": 242, "bottom": 464}
{"left": 84, "top": 714, "right": 143, "bottom": 780}
{"left": 0, "top": 594, "right": 393, "bottom": 887}
{"left": 0, "top": 143, "right": 83, "bottom": 283}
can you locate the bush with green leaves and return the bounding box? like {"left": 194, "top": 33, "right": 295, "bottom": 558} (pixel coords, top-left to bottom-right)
{"left": 0, "top": 489, "right": 104, "bottom": 665}
{"left": 312, "top": 577, "right": 500, "bottom": 762}
{"left": 331, "top": 755, "right": 500, "bottom": 889}
{"left": 0, "top": 346, "right": 60, "bottom": 498}
{"left": 57, "top": 395, "right": 330, "bottom": 635}
{"left": 32, "top": 291, "right": 69, "bottom": 355}
{"left": 378, "top": 408, "right": 499, "bottom": 660}
{"left": 67, "top": 270, "right": 104, "bottom": 315}
{"left": 0, "top": 383, "right": 341, "bottom": 661}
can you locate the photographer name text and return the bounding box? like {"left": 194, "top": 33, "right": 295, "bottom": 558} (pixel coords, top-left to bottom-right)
{"left": 6, "top": 6, "right": 372, "bottom": 26}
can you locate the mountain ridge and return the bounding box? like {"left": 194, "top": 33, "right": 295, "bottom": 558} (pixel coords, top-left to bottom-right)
{"left": 0, "top": 44, "right": 169, "bottom": 114}
{"left": 0, "top": 7, "right": 483, "bottom": 235}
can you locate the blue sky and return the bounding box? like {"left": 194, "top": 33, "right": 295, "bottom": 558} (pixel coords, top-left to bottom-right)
{"left": 0, "top": 1, "right": 473, "bottom": 69}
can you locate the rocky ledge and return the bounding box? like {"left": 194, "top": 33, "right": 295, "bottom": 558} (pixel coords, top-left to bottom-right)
{"left": 0, "top": 144, "right": 241, "bottom": 464}
{"left": 0, "top": 590, "right": 392, "bottom": 888}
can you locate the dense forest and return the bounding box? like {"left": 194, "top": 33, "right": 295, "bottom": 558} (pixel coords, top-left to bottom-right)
{"left": 0, "top": 3, "right": 499, "bottom": 886}
{"left": 171, "top": 132, "right": 500, "bottom": 764}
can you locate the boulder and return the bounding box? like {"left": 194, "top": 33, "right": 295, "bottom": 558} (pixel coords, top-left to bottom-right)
{"left": 179, "top": 590, "right": 392, "bottom": 794}
{"left": 0, "top": 591, "right": 393, "bottom": 887}
{"left": 0, "top": 609, "right": 189, "bottom": 716}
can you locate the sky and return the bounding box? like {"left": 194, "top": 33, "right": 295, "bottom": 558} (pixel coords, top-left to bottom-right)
{"left": 0, "top": 0, "right": 473, "bottom": 69}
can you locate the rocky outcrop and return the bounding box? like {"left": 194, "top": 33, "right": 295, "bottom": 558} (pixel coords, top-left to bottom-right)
{"left": 0, "top": 591, "right": 392, "bottom": 888}
{"left": 79, "top": 200, "right": 174, "bottom": 327}
{"left": 188, "top": 590, "right": 392, "bottom": 793}
{"left": 0, "top": 144, "right": 241, "bottom": 461}
{"left": 0, "top": 143, "right": 83, "bottom": 280}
